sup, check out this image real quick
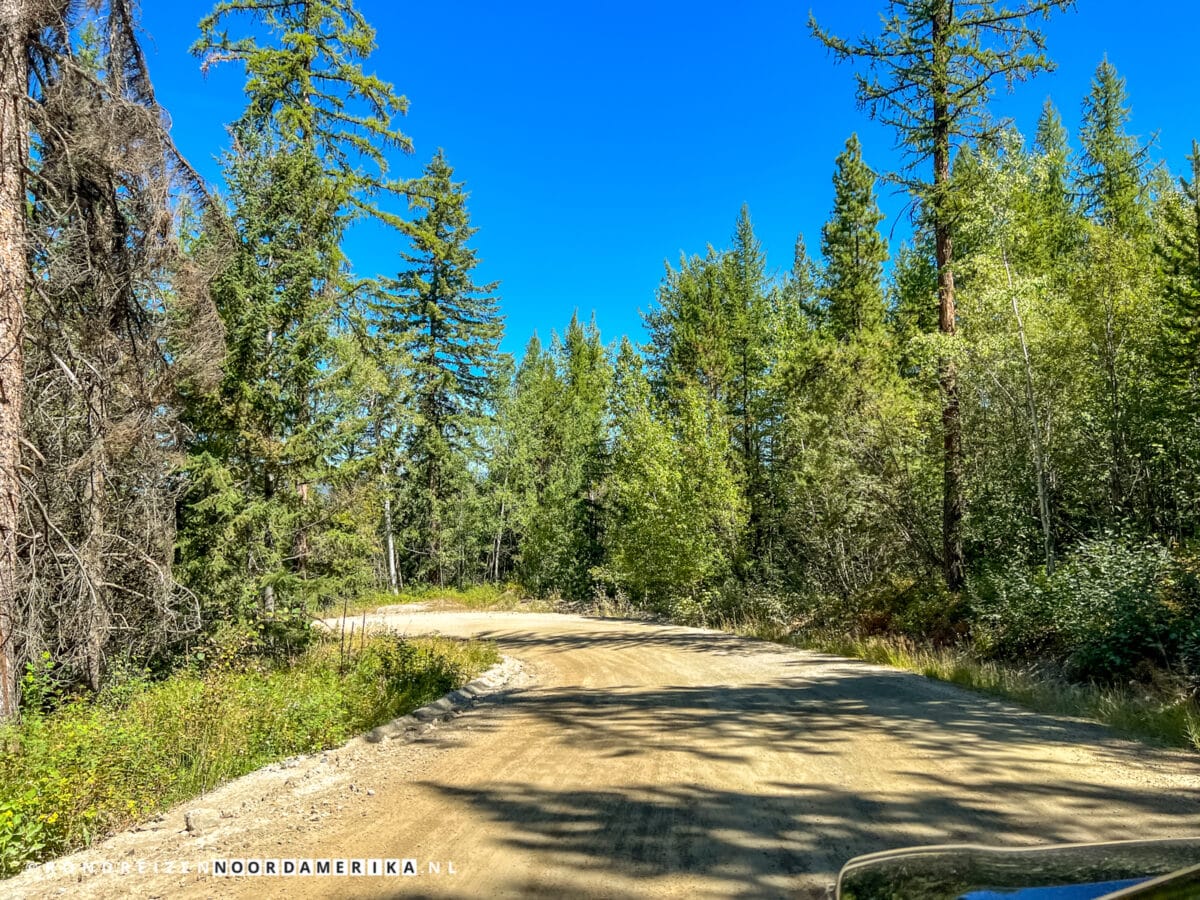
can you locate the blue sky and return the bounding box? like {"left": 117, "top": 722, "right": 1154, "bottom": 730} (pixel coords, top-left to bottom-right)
{"left": 138, "top": 1, "right": 1200, "bottom": 357}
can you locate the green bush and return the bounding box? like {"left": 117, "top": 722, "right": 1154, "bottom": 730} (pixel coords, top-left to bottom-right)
{"left": 971, "top": 537, "right": 1180, "bottom": 680}
{"left": 785, "top": 575, "right": 966, "bottom": 645}
{"left": 0, "top": 634, "right": 498, "bottom": 878}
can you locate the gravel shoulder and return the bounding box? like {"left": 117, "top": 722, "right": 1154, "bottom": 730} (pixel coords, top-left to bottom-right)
{"left": 6, "top": 610, "right": 1200, "bottom": 899}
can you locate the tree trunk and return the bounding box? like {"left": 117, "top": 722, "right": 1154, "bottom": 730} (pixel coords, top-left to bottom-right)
{"left": 82, "top": 381, "right": 110, "bottom": 691}
{"left": 491, "top": 495, "right": 506, "bottom": 583}
{"left": 0, "top": 0, "right": 29, "bottom": 719}
{"left": 381, "top": 465, "right": 397, "bottom": 594}
{"left": 263, "top": 469, "right": 276, "bottom": 613}
{"left": 263, "top": 322, "right": 276, "bottom": 613}
{"left": 1003, "top": 250, "right": 1054, "bottom": 576}
{"left": 932, "top": 5, "right": 965, "bottom": 593}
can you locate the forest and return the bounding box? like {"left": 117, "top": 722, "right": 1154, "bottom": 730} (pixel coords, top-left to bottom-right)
{"left": 1, "top": 0, "right": 1200, "bottom": 778}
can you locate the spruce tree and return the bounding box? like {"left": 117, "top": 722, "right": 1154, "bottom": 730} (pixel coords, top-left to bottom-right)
{"left": 194, "top": 0, "right": 411, "bottom": 218}
{"left": 1031, "top": 99, "right": 1079, "bottom": 261}
{"left": 821, "top": 134, "right": 889, "bottom": 339}
{"left": 1078, "top": 58, "right": 1149, "bottom": 237}
{"left": 380, "top": 150, "right": 503, "bottom": 586}
{"left": 1073, "top": 59, "right": 1154, "bottom": 517}
{"left": 784, "top": 234, "right": 821, "bottom": 330}
{"left": 721, "top": 206, "right": 772, "bottom": 566}
{"left": 645, "top": 208, "right": 775, "bottom": 573}
{"left": 1160, "top": 144, "right": 1200, "bottom": 383}
{"left": 182, "top": 0, "right": 410, "bottom": 611}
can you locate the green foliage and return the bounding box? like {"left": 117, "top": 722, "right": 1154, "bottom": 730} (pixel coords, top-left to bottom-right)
{"left": 0, "top": 635, "right": 497, "bottom": 877}
{"left": 179, "top": 0, "right": 411, "bottom": 617}
{"left": 809, "top": 0, "right": 1074, "bottom": 185}
{"left": 491, "top": 316, "right": 611, "bottom": 598}
{"left": 600, "top": 349, "right": 745, "bottom": 606}
{"left": 1078, "top": 58, "right": 1151, "bottom": 236}
{"left": 193, "top": 0, "right": 411, "bottom": 219}
{"left": 377, "top": 150, "right": 504, "bottom": 587}
{"left": 971, "top": 537, "right": 1188, "bottom": 679}
{"left": 820, "top": 134, "right": 889, "bottom": 338}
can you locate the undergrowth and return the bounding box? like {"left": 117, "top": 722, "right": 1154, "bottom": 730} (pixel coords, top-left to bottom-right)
{"left": 348, "top": 582, "right": 556, "bottom": 613}
{"left": 0, "top": 633, "right": 498, "bottom": 878}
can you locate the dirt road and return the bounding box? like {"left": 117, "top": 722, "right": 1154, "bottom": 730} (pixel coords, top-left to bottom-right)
{"left": 9, "top": 610, "right": 1200, "bottom": 899}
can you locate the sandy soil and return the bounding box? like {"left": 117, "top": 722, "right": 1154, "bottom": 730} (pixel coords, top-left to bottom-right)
{"left": 6, "top": 610, "right": 1200, "bottom": 899}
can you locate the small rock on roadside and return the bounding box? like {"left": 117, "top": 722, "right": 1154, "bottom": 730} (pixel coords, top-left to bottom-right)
{"left": 185, "top": 809, "right": 221, "bottom": 836}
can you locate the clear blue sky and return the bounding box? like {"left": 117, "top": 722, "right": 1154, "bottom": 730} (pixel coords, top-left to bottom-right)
{"left": 138, "top": 1, "right": 1200, "bottom": 356}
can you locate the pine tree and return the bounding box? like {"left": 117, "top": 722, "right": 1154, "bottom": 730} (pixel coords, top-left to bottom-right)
{"left": 811, "top": 0, "right": 1073, "bottom": 591}
{"left": 554, "top": 314, "right": 612, "bottom": 595}
{"left": 380, "top": 150, "right": 503, "bottom": 586}
{"left": 821, "top": 134, "right": 889, "bottom": 339}
{"left": 1078, "top": 58, "right": 1149, "bottom": 237}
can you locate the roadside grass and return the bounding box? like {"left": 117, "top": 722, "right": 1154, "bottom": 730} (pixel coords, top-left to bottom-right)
{"left": 0, "top": 634, "right": 499, "bottom": 878}
{"left": 343, "top": 583, "right": 557, "bottom": 615}
{"left": 734, "top": 620, "right": 1200, "bottom": 752}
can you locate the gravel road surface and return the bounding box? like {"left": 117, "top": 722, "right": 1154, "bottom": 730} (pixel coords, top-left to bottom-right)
{"left": 7, "top": 610, "right": 1200, "bottom": 899}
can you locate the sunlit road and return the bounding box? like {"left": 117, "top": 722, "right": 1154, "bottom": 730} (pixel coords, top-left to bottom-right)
{"left": 10, "top": 611, "right": 1200, "bottom": 899}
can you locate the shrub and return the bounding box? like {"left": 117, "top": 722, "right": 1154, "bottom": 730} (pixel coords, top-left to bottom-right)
{"left": 0, "top": 634, "right": 498, "bottom": 878}
{"left": 972, "top": 537, "right": 1177, "bottom": 680}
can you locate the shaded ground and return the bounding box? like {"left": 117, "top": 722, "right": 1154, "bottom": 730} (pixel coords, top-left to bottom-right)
{"left": 8, "top": 611, "right": 1200, "bottom": 899}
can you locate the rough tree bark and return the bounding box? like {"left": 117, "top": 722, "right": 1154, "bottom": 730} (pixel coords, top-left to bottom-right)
{"left": 931, "top": 5, "right": 965, "bottom": 593}
{"left": 0, "top": 0, "right": 29, "bottom": 719}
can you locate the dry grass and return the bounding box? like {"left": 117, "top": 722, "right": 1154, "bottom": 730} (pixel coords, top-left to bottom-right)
{"left": 733, "top": 621, "right": 1200, "bottom": 752}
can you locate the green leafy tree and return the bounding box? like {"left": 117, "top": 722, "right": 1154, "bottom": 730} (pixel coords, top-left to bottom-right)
{"left": 494, "top": 316, "right": 611, "bottom": 597}
{"left": 645, "top": 207, "right": 774, "bottom": 570}
{"left": 1030, "top": 98, "right": 1081, "bottom": 263}
{"left": 601, "top": 340, "right": 743, "bottom": 606}
{"left": 1073, "top": 59, "right": 1156, "bottom": 518}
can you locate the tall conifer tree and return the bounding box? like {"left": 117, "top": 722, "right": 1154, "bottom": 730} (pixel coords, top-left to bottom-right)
{"left": 183, "top": 0, "right": 410, "bottom": 611}
{"left": 380, "top": 150, "right": 503, "bottom": 586}
{"left": 1078, "top": 58, "right": 1149, "bottom": 237}
{"left": 821, "top": 134, "right": 889, "bottom": 339}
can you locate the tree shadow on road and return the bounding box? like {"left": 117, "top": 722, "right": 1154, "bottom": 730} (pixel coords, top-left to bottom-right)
{"left": 416, "top": 777, "right": 1200, "bottom": 899}
{"left": 452, "top": 625, "right": 1200, "bottom": 773}
{"left": 391, "top": 622, "right": 1200, "bottom": 897}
